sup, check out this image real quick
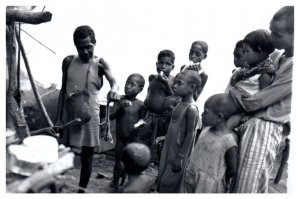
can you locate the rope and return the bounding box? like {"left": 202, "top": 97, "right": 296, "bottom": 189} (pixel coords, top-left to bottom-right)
{"left": 19, "top": 28, "right": 56, "bottom": 54}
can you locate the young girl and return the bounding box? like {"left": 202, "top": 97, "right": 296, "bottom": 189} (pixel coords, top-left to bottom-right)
{"left": 157, "top": 70, "right": 201, "bottom": 193}
{"left": 181, "top": 40, "right": 208, "bottom": 101}
{"left": 181, "top": 93, "right": 238, "bottom": 193}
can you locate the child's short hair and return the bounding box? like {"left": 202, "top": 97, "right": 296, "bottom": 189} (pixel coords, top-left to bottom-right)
{"left": 235, "top": 40, "right": 244, "bottom": 49}
{"left": 206, "top": 93, "right": 238, "bottom": 120}
{"left": 158, "top": 49, "right": 175, "bottom": 64}
{"left": 272, "top": 6, "right": 294, "bottom": 34}
{"left": 243, "top": 29, "right": 275, "bottom": 54}
{"left": 128, "top": 73, "right": 145, "bottom": 89}
{"left": 73, "top": 25, "right": 96, "bottom": 45}
{"left": 121, "top": 143, "right": 151, "bottom": 175}
{"left": 181, "top": 70, "right": 202, "bottom": 90}
{"left": 192, "top": 40, "right": 208, "bottom": 57}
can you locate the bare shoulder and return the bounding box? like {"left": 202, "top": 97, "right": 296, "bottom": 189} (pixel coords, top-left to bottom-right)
{"left": 186, "top": 105, "right": 199, "bottom": 117}
{"left": 133, "top": 99, "right": 144, "bottom": 107}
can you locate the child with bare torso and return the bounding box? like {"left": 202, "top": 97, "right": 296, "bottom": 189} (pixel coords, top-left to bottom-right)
{"left": 139, "top": 50, "right": 175, "bottom": 147}
{"left": 109, "top": 73, "right": 146, "bottom": 191}
{"left": 119, "top": 143, "right": 151, "bottom": 193}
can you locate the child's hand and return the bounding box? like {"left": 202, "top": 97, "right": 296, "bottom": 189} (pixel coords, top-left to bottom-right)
{"left": 155, "top": 136, "right": 165, "bottom": 144}
{"left": 172, "top": 156, "right": 183, "bottom": 172}
{"left": 120, "top": 99, "right": 132, "bottom": 108}
{"left": 134, "top": 119, "right": 146, "bottom": 129}
{"left": 157, "top": 73, "right": 169, "bottom": 85}
{"left": 186, "top": 64, "right": 200, "bottom": 72}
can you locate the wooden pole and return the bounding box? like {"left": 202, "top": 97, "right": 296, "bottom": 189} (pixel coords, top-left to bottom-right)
{"left": 15, "top": 29, "right": 54, "bottom": 127}
{"left": 6, "top": 9, "right": 52, "bottom": 25}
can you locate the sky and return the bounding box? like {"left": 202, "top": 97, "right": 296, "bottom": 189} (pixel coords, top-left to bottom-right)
{"left": 1, "top": 0, "right": 299, "bottom": 196}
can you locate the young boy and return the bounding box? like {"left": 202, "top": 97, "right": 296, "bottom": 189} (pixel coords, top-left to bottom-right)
{"left": 139, "top": 50, "right": 175, "bottom": 154}
{"left": 157, "top": 70, "right": 201, "bottom": 193}
{"left": 181, "top": 93, "right": 238, "bottom": 193}
{"left": 109, "top": 73, "right": 146, "bottom": 192}
{"left": 119, "top": 143, "right": 151, "bottom": 193}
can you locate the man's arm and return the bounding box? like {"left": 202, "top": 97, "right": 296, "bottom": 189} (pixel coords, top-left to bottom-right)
{"left": 99, "top": 58, "right": 120, "bottom": 101}
{"left": 54, "top": 56, "right": 73, "bottom": 124}
{"left": 259, "top": 73, "right": 273, "bottom": 90}
{"left": 172, "top": 106, "right": 198, "bottom": 172}
{"left": 230, "top": 64, "right": 292, "bottom": 112}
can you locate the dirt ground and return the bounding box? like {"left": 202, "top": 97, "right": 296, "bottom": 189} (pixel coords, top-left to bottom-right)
{"left": 55, "top": 149, "right": 287, "bottom": 194}
{"left": 6, "top": 142, "right": 287, "bottom": 194}
{"left": 58, "top": 151, "right": 158, "bottom": 193}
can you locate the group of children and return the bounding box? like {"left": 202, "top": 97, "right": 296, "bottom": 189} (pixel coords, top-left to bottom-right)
{"left": 110, "top": 6, "right": 293, "bottom": 192}
{"left": 56, "top": 6, "right": 293, "bottom": 194}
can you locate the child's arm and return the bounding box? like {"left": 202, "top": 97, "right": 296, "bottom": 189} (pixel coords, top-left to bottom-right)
{"left": 157, "top": 74, "right": 174, "bottom": 95}
{"left": 259, "top": 73, "right": 273, "bottom": 90}
{"left": 193, "top": 72, "right": 208, "bottom": 100}
{"left": 225, "top": 146, "right": 238, "bottom": 193}
{"left": 109, "top": 102, "right": 121, "bottom": 120}
{"left": 199, "top": 72, "right": 208, "bottom": 92}
{"left": 172, "top": 106, "right": 198, "bottom": 172}
{"left": 226, "top": 113, "right": 243, "bottom": 130}
{"left": 109, "top": 99, "right": 131, "bottom": 120}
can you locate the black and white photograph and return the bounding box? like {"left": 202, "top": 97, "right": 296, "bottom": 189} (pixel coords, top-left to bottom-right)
{"left": 2, "top": 0, "right": 299, "bottom": 196}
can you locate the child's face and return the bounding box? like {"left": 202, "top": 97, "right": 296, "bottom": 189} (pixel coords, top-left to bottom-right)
{"left": 243, "top": 43, "right": 262, "bottom": 67}
{"left": 124, "top": 76, "right": 141, "bottom": 97}
{"left": 162, "top": 102, "right": 176, "bottom": 117}
{"left": 233, "top": 47, "right": 246, "bottom": 68}
{"left": 75, "top": 36, "right": 95, "bottom": 63}
{"left": 156, "top": 56, "right": 174, "bottom": 76}
{"left": 201, "top": 103, "right": 219, "bottom": 127}
{"left": 172, "top": 73, "right": 191, "bottom": 97}
{"left": 189, "top": 44, "right": 205, "bottom": 63}
{"left": 270, "top": 18, "right": 294, "bottom": 52}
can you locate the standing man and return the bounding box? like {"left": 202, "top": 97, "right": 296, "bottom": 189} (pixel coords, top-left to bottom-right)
{"left": 55, "top": 25, "right": 119, "bottom": 193}
{"left": 231, "top": 6, "right": 294, "bottom": 193}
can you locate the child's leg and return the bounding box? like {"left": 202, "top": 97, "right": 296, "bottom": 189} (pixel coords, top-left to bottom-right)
{"left": 113, "top": 139, "right": 125, "bottom": 189}
{"left": 78, "top": 146, "right": 94, "bottom": 193}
